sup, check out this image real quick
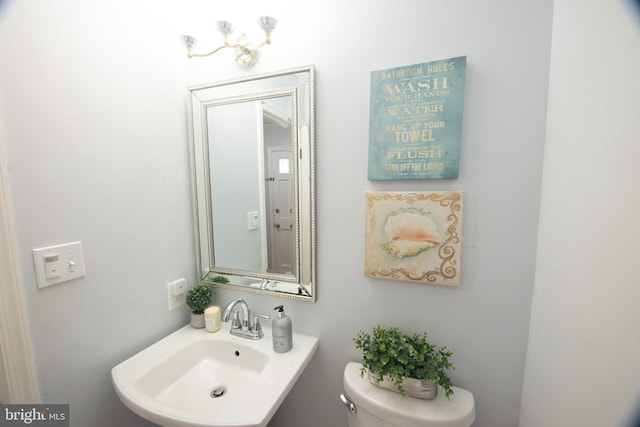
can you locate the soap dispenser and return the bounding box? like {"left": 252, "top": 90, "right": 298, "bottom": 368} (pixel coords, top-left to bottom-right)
{"left": 272, "top": 305, "right": 292, "bottom": 353}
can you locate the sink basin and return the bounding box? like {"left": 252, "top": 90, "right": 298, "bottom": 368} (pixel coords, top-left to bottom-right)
{"left": 112, "top": 322, "right": 319, "bottom": 427}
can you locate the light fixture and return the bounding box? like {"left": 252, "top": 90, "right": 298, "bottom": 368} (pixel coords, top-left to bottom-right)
{"left": 182, "top": 16, "right": 277, "bottom": 67}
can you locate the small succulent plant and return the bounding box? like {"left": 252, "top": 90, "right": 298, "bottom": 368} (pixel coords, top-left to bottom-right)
{"left": 185, "top": 284, "right": 212, "bottom": 314}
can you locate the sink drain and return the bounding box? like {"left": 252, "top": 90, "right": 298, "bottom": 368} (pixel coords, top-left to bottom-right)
{"left": 211, "top": 387, "right": 226, "bottom": 398}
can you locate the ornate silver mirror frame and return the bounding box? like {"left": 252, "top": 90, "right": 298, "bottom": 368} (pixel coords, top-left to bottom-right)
{"left": 188, "top": 66, "right": 315, "bottom": 301}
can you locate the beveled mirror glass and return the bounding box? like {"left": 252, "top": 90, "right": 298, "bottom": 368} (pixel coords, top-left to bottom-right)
{"left": 188, "top": 66, "right": 315, "bottom": 301}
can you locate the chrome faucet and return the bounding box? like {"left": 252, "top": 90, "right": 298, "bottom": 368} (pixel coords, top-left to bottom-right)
{"left": 222, "top": 299, "right": 269, "bottom": 340}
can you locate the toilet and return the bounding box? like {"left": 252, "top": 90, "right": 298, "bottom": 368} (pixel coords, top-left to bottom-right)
{"left": 341, "top": 362, "right": 475, "bottom": 427}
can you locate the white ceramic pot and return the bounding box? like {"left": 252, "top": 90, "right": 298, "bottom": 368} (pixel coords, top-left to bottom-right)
{"left": 190, "top": 312, "right": 205, "bottom": 329}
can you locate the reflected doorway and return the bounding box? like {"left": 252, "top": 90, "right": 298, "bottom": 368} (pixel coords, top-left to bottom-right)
{"left": 265, "top": 146, "right": 294, "bottom": 274}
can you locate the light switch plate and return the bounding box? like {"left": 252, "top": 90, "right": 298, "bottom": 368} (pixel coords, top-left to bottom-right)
{"left": 33, "top": 241, "right": 85, "bottom": 288}
{"left": 247, "top": 211, "right": 259, "bottom": 231}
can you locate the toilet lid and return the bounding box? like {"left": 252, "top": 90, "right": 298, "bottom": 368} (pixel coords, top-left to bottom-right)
{"left": 343, "top": 362, "right": 475, "bottom": 427}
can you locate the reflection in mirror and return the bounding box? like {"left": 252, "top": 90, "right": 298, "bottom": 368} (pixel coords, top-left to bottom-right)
{"left": 188, "top": 66, "right": 315, "bottom": 301}
{"left": 208, "top": 95, "right": 295, "bottom": 276}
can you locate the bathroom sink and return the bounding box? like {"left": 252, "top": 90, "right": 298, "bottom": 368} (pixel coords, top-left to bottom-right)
{"left": 112, "top": 322, "right": 319, "bottom": 427}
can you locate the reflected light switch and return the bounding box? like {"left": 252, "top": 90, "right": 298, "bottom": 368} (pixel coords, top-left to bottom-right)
{"left": 247, "top": 211, "right": 259, "bottom": 231}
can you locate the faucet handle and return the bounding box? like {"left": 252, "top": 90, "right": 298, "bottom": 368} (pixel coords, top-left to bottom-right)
{"left": 252, "top": 314, "right": 270, "bottom": 337}
{"left": 253, "top": 313, "right": 270, "bottom": 323}
{"left": 244, "top": 308, "right": 253, "bottom": 330}
{"left": 231, "top": 309, "right": 241, "bottom": 329}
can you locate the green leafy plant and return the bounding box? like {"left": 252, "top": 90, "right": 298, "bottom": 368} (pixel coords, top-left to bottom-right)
{"left": 185, "top": 284, "right": 212, "bottom": 314}
{"left": 211, "top": 275, "right": 230, "bottom": 284}
{"left": 354, "top": 325, "right": 455, "bottom": 399}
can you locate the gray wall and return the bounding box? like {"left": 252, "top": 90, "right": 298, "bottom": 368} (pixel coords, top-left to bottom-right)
{"left": 0, "top": 1, "right": 554, "bottom": 426}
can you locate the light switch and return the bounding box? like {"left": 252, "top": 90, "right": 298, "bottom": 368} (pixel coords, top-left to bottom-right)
{"left": 33, "top": 241, "right": 85, "bottom": 288}
{"left": 247, "top": 211, "right": 259, "bottom": 231}
{"left": 43, "top": 254, "right": 61, "bottom": 278}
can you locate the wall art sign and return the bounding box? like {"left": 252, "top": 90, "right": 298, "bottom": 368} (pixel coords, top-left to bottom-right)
{"left": 368, "top": 56, "right": 467, "bottom": 180}
{"left": 364, "top": 191, "right": 463, "bottom": 286}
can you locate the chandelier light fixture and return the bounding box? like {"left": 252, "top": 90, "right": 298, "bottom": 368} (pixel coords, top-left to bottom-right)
{"left": 182, "top": 16, "right": 278, "bottom": 67}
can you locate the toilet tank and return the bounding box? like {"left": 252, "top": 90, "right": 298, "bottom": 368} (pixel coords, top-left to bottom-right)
{"left": 342, "top": 362, "right": 475, "bottom": 427}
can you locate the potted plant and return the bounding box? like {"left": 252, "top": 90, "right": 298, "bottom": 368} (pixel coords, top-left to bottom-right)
{"left": 186, "top": 284, "right": 212, "bottom": 328}
{"left": 354, "top": 325, "right": 454, "bottom": 399}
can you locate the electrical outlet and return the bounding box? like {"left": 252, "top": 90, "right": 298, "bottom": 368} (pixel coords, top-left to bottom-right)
{"left": 167, "top": 279, "right": 186, "bottom": 311}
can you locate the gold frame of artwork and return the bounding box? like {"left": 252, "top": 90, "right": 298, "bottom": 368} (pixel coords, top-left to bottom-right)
{"left": 365, "top": 191, "right": 463, "bottom": 286}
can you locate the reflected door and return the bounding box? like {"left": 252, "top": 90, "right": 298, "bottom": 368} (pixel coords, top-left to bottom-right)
{"left": 266, "top": 147, "right": 294, "bottom": 274}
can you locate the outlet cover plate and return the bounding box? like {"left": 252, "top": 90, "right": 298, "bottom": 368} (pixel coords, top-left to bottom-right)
{"left": 167, "top": 281, "right": 186, "bottom": 311}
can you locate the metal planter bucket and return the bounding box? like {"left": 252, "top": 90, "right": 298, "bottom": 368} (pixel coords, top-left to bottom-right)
{"left": 367, "top": 369, "right": 438, "bottom": 400}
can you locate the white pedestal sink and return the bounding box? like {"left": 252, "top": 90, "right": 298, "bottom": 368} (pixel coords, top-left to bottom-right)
{"left": 112, "top": 322, "right": 319, "bottom": 427}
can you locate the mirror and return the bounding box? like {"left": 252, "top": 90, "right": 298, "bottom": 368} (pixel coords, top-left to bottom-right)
{"left": 188, "top": 66, "right": 315, "bottom": 301}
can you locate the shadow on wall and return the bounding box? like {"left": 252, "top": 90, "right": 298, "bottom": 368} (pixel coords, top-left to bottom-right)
{"left": 629, "top": 0, "right": 640, "bottom": 23}
{"left": 623, "top": 396, "right": 640, "bottom": 427}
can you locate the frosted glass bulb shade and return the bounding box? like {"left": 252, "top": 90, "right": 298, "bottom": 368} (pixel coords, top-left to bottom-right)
{"left": 257, "top": 16, "right": 277, "bottom": 33}
{"left": 216, "top": 20, "right": 235, "bottom": 35}
{"left": 182, "top": 35, "right": 196, "bottom": 48}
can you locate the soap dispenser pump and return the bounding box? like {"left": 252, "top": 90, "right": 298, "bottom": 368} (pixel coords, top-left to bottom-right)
{"left": 272, "top": 305, "right": 292, "bottom": 353}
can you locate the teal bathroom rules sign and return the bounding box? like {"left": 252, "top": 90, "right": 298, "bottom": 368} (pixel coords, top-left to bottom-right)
{"left": 368, "top": 56, "right": 466, "bottom": 180}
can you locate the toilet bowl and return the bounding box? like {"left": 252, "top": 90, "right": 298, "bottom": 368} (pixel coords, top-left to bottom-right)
{"left": 341, "top": 362, "right": 475, "bottom": 427}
